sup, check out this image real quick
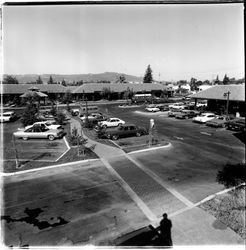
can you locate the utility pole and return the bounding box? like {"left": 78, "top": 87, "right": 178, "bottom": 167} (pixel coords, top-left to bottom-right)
{"left": 223, "top": 91, "right": 231, "bottom": 116}
{"left": 148, "top": 119, "right": 154, "bottom": 147}
{"left": 12, "top": 135, "right": 20, "bottom": 168}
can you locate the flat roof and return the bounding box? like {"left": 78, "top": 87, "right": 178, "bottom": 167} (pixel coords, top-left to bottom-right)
{"left": 190, "top": 84, "right": 245, "bottom": 102}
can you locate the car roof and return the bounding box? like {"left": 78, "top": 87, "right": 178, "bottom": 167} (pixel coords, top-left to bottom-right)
{"left": 3, "top": 111, "right": 15, "bottom": 115}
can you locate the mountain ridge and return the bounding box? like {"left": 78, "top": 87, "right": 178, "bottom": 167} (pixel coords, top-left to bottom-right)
{"left": 5, "top": 72, "right": 143, "bottom": 84}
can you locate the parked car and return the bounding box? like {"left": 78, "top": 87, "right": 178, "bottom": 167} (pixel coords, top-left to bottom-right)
{"left": 0, "top": 111, "right": 18, "bottom": 122}
{"left": 206, "top": 115, "right": 233, "bottom": 128}
{"left": 175, "top": 110, "right": 200, "bottom": 119}
{"left": 98, "top": 117, "right": 125, "bottom": 128}
{"left": 25, "top": 120, "right": 63, "bottom": 130}
{"left": 14, "top": 124, "right": 64, "bottom": 141}
{"left": 226, "top": 118, "right": 245, "bottom": 132}
{"left": 168, "top": 102, "right": 188, "bottom": 110}
{"left": 168, "top": 109, "right": 182, "bottom": 117}
{"left": 80, "top": 113, "right": 107, "bottom": 124}
{"left": 155, "top": 104, "right": 169, "bottom": 111}
{"left": 145, "top": 105, "right": 160, "bottom": 112}
{"left": 98, "top": 124, "right": 147, "bottom": 140}
{"left": 192, "top": 112, "right": 217, "bottom": 123}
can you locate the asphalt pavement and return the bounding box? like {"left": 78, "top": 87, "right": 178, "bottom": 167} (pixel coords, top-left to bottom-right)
{"left": 2, "top": 105, "right": 245, "bottom": 246}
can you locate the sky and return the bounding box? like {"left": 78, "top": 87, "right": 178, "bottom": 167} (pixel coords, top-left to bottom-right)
{"left": 2, "top": 3, "right": 244, "bottom": 81}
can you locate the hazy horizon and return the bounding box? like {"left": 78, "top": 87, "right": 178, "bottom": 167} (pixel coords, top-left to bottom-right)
{"left": 3, "top": 3, "right": 244, "bottom": 81}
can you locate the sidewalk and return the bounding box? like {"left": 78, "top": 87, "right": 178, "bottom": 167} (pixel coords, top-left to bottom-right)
{"left": 70, "top": 117, "right": 244, "bottom": 245}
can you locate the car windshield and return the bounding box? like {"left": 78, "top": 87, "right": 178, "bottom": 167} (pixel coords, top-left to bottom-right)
{"left": 3, "top": 114, "right": 11, "bottom": 116}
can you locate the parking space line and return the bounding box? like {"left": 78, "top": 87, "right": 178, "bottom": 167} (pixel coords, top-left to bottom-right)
{"left": 100, "top": 157, "right": 157, "bottom": 221}
{"left": 174, "top": 136, "right": 184, "bottom": 140}
{"left": 200, "top": 132, "right": 212, "bottom": 136}
{"left": 55, "top": 136, "right": 71, "bottom": 162}
{"left": 124, "top": 154, "right": 194, "bottom": 208}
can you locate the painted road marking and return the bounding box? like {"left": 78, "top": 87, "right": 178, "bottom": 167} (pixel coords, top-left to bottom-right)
{"left": 100, "top": 157, "right": 157, "bottom": 221}
{"left": 2, "top": 159, "right": 99, "bottom": 177}
{"left": 200, "top": 132, "right": 212, "bottom": 136}
{"left": 125, "top": 154, "right": 194, "bottom": 208}
{"left": 174, "top": 136, "right": 184, "bottom": 140}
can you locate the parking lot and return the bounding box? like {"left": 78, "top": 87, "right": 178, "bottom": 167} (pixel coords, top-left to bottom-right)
{"left": 1, "top": 104, "right": 245, "bottom": 246}
{"left": 98, "top": 104, "right": 245, "bottom": 202}
{"left": 2, "top": 110, "right": 69, "bottom": 168}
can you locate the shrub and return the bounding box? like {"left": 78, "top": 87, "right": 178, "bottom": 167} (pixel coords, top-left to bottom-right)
{"left": 56, "top": 112, "right": 66, "bottom": 125}
{"left": 216, "top": 163, "right": 246, "bottom": 188}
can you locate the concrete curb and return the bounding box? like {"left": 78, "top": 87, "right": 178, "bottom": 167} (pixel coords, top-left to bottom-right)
{"left": 1, "top": 158, "right": 100, "bottom": 177}
{"left": 194, "top": 182, "right": 246, "bottom": 207}
{"left": 128, "top": 143, "right": 172, "bottom": 155}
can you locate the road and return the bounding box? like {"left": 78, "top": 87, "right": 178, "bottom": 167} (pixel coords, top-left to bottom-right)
{"left": 99, "top": 104, "right": 245, "bottom": 203}
{"left": 1, "top": 104, "right": 245, "bottom": 246}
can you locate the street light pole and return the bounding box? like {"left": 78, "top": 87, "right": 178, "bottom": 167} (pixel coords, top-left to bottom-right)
{"left": 223, "top": 91, "right": 230, "bottom": 116}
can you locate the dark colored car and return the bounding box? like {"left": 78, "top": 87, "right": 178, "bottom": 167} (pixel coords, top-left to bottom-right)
{"left": 155, "top": 104, "right": 169, "bottom": 111}
{"left": 175, "top": 110, "right": 200, "bottom": 119}
{"left": 168, "top": 109, "right": 181, "bottom": 117}
{"left": 226, "top": 118, "right": 245, "bottom": 131}
{"left": 98, "top": 124, "right": 147, "bottom": 140}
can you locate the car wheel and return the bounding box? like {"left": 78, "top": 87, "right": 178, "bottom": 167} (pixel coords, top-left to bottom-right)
{"left": 107, "top": 134, "right": 111, "bottom": 139}
{"left": 103, "top": 125, "right": 107, "bottom": 128}
{"left": 222, "top": 124, "right": 226, "bottom": 128}
{"left": 112, "top": 135, "right": 119, "bottom": 140}
{"left": 48, "top": 135, "right": 55, "bottom": 141}
{"left": 136, "top": 132, "right": 141, "bottom": 137}
{"left": 23, "top": 137, "right": 28, "bottom": 140}
{"left": 118, "top": 123, "right": 122, "bottom": 126}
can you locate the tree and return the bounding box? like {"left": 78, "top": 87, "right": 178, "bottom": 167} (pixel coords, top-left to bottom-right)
{"left": 36, "top": 76, "right": 43, "bottom": 84}
{"left": 56, "top": 111, "right": 66, "bottom": 125}
{"left": 214, "top": 75, "right": 220, "bottom": 85}
{"left": 116, "top": 74, "right": 127, "bottom": 83}
{"left": 3, "top": 75, "right": 19, "bottom": 84}
{"left": 123, "top": 87, "right": 134, "bottom": 104}
{"left": 203, "top": 80, "right": 211, "bottom": 85}
{"left": 101, "top": 87, "right": 111, "bottom": 100}
{"left": 61, "top": 79, "right": 67, "bottom": 86}
{"left": 223, "top": 74, "right": 230, "bottom": 85}
{"left": 63, "top": 90, "right": 73, "bottom": 111}
{"left": 47, "top": 75, "right": 54, "bottom": 84}
{"left": 143, "top": 65, "right": 153, "bottom": 83}
{"left": 63, "top": 90, "right": 73, "bottom": 104}
{"left": 20, "top": 102, "right": 39, "bottom": 126}
{"left": 189, "top": 77, "right": 198, "bottom": 91}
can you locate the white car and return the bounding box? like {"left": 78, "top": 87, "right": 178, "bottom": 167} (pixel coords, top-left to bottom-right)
{"left": 14, "top": 125, "right": 64, "bottom": 141}
{"left": 25, "top": 121, "right": 63, "bottom": 130}
{"left": 168, "top": 103, "right": 187, "bottom": 110}
{"left": 192, "top": 112, "right": 217, "bottom": 123}
{"left": 145, "top": 105, "right": 160, "bottom": 112}
{"left": 0, "top": 111, "right": 17, "bottom": 122}
{"left": 99, "top": 118, "right": 125, "bottom": 128}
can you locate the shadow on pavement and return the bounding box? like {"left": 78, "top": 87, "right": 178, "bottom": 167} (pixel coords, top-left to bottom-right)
{"left": 115, "top": 225, "right": 172, "bottom": 247}
{"left": 233, "top": 131, "right": 246, "bottom": 144}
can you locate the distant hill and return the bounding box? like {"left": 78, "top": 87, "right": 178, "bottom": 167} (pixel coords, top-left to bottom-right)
{"left": 7, "top": 72, "right": 143, "bottom": 84}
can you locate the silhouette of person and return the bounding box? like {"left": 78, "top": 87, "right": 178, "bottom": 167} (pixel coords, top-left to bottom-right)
{"left": 159, "top": 213, "right": 173, "bottom": 246}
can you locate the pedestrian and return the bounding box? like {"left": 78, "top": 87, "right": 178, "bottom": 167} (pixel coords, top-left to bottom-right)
{"left": 159, "top": 213, "right": 173, "bottom": 246}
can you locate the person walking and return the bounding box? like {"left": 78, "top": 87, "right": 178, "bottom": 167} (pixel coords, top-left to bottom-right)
{"left": 159, "top": 213, "right": 173, "bottom": 246}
